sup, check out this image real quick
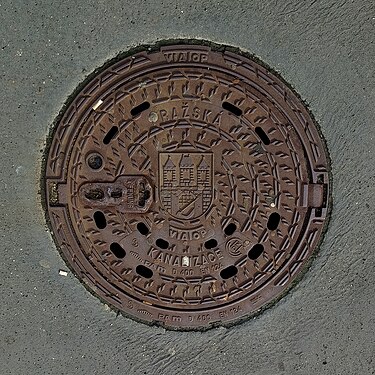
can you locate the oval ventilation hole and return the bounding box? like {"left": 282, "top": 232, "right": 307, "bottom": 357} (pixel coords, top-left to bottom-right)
{"left": 248, "top": 243, "right": 264, "bottom": 260}
{"left": 204, "top": 239, "right": 218, "bottom": 249}
{"left": 103, "top": 126, "right": 119, "bottom": 145}
{"left": 136, "top": 222, "right": 149, "bottom": 236}
{"left": 110, "top": 243, "right": 126, "bottom": 259}
{"left": 93, "top": 211, "right": 106, "bottom": 229}
{"left": 224, "top": 223, "right": 237, "bottom": 236}
{"left": 267, "top": 212, "right": 281, "bottom": 230}
{"left": 255, "top": 126, "right": 270, "bottom": 145}
{"left": 136, "top": 265, "right": 153, "bottom": 279}
{"left": 222, "top": 101, "right": 243, "bottom": 116}
{"left": 156, "top": 238, "right": 169, "bottom": 249}
{"left": 220, "top": 265, "right": 238, "bottom": 279}
{"left": 130, "top": 101, "right": 150, "bottom": 117}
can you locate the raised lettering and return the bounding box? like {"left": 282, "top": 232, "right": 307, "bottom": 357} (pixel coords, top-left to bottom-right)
{"left": 163, "top": 52, "right": 209, "bottom": 63}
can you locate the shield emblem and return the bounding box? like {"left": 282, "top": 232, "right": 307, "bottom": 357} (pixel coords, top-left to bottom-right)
{"left": 159, "top": 152, "right": 213, "bottom": 220}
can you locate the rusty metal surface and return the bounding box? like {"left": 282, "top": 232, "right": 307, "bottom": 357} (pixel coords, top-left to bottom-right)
{"left": 44, "top": 44, "right": 330, "bottom": 329}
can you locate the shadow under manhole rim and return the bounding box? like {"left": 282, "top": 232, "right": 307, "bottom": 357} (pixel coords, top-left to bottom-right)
{"left": 42, "top": 40, "right": 331, "bottom": 330}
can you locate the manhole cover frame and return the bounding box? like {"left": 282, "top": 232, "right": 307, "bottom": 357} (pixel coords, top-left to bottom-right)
{"left": 42, "top": 40, "right": 332, "bottom": 330}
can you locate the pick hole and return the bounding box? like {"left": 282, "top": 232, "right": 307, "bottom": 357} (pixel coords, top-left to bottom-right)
{"left": 110, "top": 189, "right": 122, "bottom": 198}
{"left": 87, "top": 154, "right": 103, "bottom": 170}
{"left": 84, "top": 188, "right": 104, "bottom": 200}
{"left": 138, "top": 188, "right": 151, "bottom": 207}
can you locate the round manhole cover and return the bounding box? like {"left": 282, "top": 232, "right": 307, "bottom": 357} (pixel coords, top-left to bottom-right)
{"left": 44, "top": 43, "right": 331, "bottom": 329}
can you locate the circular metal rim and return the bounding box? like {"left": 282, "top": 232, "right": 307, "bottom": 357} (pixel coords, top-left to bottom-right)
{"left": 41, "top": 39, "right": 332, "bottom": 331}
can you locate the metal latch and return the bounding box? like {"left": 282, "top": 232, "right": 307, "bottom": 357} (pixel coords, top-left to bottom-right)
{"left": 78, "top": 175, "right": 153, "bottom": 213}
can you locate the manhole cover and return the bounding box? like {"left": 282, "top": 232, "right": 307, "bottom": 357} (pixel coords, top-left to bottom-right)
{"left": 44, "top": 43, "right": 331, "bottom": 329}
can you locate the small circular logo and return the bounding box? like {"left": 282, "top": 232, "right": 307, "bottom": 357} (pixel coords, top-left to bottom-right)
{"left": 225, "top": 238, "right": 244, "bottom": 257}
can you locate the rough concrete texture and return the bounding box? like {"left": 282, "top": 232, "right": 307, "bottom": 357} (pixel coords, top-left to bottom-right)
{"left": 0, "top": 1, "right": 374, "bottom": 374}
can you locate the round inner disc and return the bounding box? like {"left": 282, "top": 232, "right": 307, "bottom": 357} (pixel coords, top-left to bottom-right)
{"left": 44, "top": 43, "right": 330, "bottom": 329}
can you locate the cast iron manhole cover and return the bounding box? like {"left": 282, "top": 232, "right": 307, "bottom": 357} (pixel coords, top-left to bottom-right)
{"left": 44, "top": 43, "right": 330, "bottom": 329}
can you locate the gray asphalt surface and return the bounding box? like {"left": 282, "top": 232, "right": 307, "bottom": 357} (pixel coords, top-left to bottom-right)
{"left": 1, "top": 1, "right": 374, "bottom": 374}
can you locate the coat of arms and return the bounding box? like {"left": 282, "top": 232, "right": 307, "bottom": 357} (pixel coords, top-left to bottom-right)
{"left": 159, "top": 152, "right": 213, "bottom": 220}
